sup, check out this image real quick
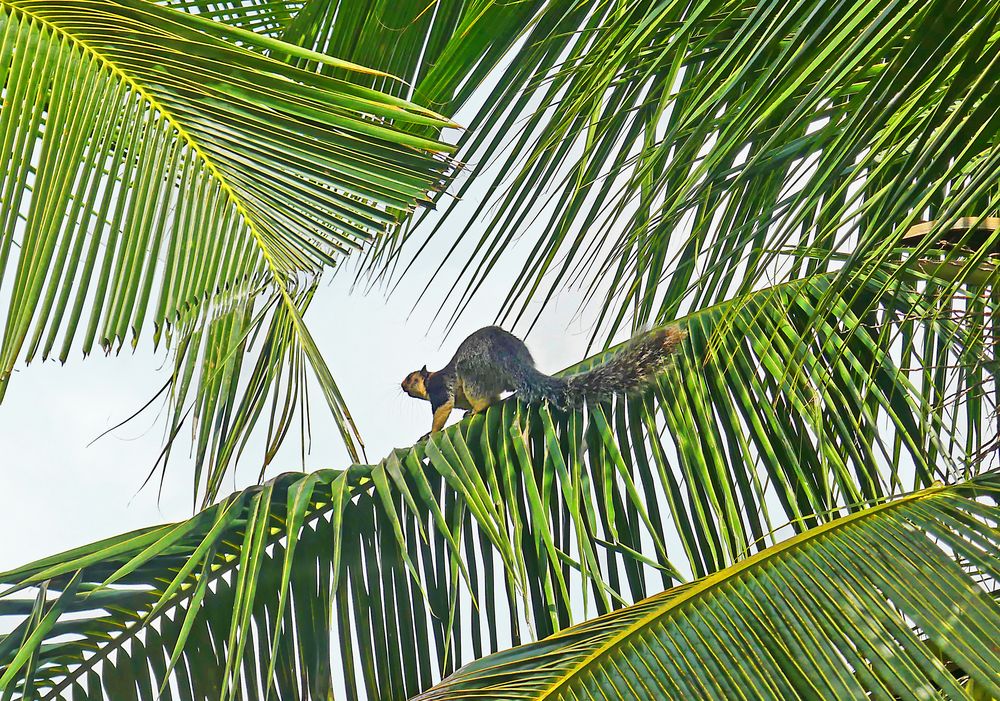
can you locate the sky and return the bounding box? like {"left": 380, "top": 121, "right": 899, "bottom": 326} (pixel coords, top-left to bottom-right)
{"left": 0, "top": 46, "right": 615, "bottom": 572}
{"left": 0, "top": 219, "right": 602, "bottom": 572}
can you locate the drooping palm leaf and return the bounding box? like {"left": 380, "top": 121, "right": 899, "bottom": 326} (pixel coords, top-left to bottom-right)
{"left": 1, "top": 266, "right": 992, "bottom": 699}
{"left": 0, "top": 0, "right": 458, "bottom": 501}
{"left": 416, "top": 471, "right": 1000, "bottom": 700}
{"left": 153, "top": 279, "right": 322, "bottom": 503}
{"left": 366, "top": 0, "right": 1000, "bottom": 352}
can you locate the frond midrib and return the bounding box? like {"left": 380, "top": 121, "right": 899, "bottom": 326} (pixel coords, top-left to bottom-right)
{"left": 4, "top": 1, "right": 300, "bottom": 286}
{"left": 537, "top": 481, "right": 948, "bottom": 699}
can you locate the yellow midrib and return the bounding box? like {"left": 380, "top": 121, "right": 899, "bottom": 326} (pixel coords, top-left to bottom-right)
{"left": 537, "top": 481, "right": 947, "bottom": 699}
{"left": 6, "top": 0, "right": 286, "bottom": 278}
{"left": 7, "top": 1, "right": 367, "bottom": 458}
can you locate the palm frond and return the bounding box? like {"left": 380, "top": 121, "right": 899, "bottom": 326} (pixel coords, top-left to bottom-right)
{"left": 173, "top": 0, "right": 547, "bottom": 111}
{"left": 373, "top": 0, "right": 1000, "bottom": 352}
{"left": 0, "top": 267, "right": 992, "bottom": 699}
{"left": 0, "top": 0, "right": 458, "bottom": 500}
{"left": 154, "top": 280, "right": 322, "bottom": 505}
{"left": 157, "top": 1, "right": 303, "bottom": 36}
{"left": 165, "top": 0, "right": 559, "bottom": 281}
{"left": 417, "top": 471, "right": 1000, "bottom": 700}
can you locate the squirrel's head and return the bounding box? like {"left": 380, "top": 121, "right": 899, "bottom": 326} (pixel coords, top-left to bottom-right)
{"left": 401, "top": 366, "right": 431, "bottom": 400}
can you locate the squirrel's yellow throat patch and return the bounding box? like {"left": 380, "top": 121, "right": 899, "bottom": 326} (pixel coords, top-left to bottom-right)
{"left": 401, "top": 371, "right": 430, "bottom": 400}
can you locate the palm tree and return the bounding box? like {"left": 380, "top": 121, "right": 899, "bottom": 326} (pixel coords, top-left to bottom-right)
{"left": 2, "top": 0, "right": 1000, "bottom": 699}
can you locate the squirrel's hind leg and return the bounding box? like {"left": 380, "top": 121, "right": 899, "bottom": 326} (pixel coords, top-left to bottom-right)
{"left": 460, "top": 373, "right": 501, "bottom": 416}
{"left": 463, "top": 393, "right": 500, "bottom": 418}
{"left": 471, "top": 394, "right": 499, "bottom": 413}
{"left": 453, "top": 379, "right": 474, "bottom": 411}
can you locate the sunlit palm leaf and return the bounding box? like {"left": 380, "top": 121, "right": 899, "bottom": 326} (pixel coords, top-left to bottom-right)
{"left": 0, "top": 0, "right": 457, "bottom": 498}
{"left": 164, "top": 0, "right": 558, "bottom": 282}
{"left": 416, "top": 471, "right": 1000, "bottom": 700}
{"left": 0, "top": 267, "right": 991, "bottom": 699}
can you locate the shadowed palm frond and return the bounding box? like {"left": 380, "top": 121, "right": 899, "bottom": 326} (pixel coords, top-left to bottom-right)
{"left": 157, "top": 0, "right": 303, "bottom": 36}
{"left": 1, "top": 265, "right": 994, "bottom": 699}
{"left": 0, "top": 0, "right": 458, "bottom": 502}
{"left": 363, "top": 0, "right": 1000, "bottom": 354}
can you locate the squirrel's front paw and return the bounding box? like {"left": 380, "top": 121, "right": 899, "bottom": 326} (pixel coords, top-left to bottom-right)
{"left": 462, "top": 410, "right": 474, "bottom": 419}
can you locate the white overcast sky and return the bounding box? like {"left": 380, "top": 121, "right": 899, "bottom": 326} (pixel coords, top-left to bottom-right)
{"left": 0, "top": 15, "right": 631, "bottom": 573}
{"left": 0, "top": 208, "right": 605, "bottom": 572}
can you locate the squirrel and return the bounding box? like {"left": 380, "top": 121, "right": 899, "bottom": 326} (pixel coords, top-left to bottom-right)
{"left": 401, "top": 325, "right": 686, "bottom": 435}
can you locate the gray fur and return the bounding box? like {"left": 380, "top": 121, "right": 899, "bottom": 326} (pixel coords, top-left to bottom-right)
{"left": 445, "top": 326, "right": 684, "bottom": 410}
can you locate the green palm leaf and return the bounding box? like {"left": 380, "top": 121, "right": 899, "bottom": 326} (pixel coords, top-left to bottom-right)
{"left": 0, "top": 266, "right": 990, "bottom": 698}
{"left": 161, "top": 0, "right": 557, "bottom": 281}
{"left": 153, "top": 279, "right": 320, "bottom": 502}
{"left": 367, "top": 0, "right": 1000, "bottom": 351}
{"left": 158, "top": 1, "right": 302, "bottom": 36}
{"left": 416, "top": 472, "right": 1000, "bottom": 700}
{"left": 165, "top": 0, "right": 547, "bottom": 111}
{"left": 0, "top": 0, "right": 457, "bottom": 500}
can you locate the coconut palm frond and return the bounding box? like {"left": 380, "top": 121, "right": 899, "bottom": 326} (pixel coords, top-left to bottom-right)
{"left": 0, "top": 0, "right": 458, "bottom": 501}
{"left": 417, "top": 471, "right": 1000, "bottom": 700}
{"left": 0, "top": 265, "right": 993, "bottom": 698}
{"left": 372, "top": 0, "right": 1000, "bottom": 352}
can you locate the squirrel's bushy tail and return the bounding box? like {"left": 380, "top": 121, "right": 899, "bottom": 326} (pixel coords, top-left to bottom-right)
{"left": 517, "top": 326, "right": 686, "bottom": 410}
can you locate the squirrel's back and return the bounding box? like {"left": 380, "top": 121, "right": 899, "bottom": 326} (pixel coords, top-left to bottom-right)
{"left": 453, "top": 326, "right": 685, "bottom": 410}
{"left": 450, "top": 326, "right": 550, "bottom": 399}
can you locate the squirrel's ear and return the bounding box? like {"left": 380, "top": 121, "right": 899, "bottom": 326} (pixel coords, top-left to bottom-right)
{"left": 421, "top": 365, "right": 429, "bottom": 375}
